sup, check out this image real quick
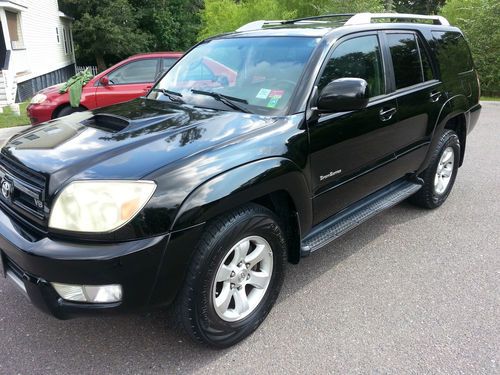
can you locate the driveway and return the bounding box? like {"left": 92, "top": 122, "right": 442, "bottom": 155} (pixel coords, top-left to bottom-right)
{"left": 0, "top": 103, "right": 498, "bottom": 374}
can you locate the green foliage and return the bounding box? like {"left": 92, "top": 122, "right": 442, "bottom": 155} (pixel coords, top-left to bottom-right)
{"left": 391, "top": 0, "right": 446, "bottom": 14}
{"left": 59, "top": 0, "right": 203, "bottom": 69}
{"left": 59, "top": 69, "right": 94, "bottom": 107}
{"left": 59, "top": 0, "right": 151, "bottom": 70}
{"left": 441, "top": 0, "right": 500, "bottom": 95}
{"left": 199, "top": 0, "right": 384, "bottom": 39}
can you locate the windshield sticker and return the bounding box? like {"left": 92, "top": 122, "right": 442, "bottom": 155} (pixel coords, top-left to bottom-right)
{"left": 267, "top": 97, "right": 280, "bottom": 108}
{"left": 269, "top": 90, "right": 284, "bottom": 98}
{"left": 256, "top": 88, "right": 271, "bottom": 99}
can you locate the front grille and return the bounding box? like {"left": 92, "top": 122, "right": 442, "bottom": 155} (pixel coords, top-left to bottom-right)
{"left": 0, "top": 154, "right": 48, "bottom": 230}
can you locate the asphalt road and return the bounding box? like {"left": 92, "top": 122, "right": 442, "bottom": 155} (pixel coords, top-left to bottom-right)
{"left": 0, "top": 103, "right": 498, "bottom": 375}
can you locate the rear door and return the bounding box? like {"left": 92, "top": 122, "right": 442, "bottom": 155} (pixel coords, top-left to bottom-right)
{"left": 382, "top": 31, "right": 445, "bottom": 170}
{"left": 95, "top": 58, "right": 160, "bottom": 108}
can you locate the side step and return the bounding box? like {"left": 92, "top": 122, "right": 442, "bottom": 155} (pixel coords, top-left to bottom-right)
{"left": 301, "top": 179, "right": 422, "bottom": 256}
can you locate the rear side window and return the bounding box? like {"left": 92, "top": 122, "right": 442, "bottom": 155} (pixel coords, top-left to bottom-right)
{"left": 319, "top": 35, "right": 385, "bottom": 98}
{"left": 431, "top": 31, "right": 473, "bottom": 81}
{"left": 387, "top": 33, "right": 433, "bottom": 89}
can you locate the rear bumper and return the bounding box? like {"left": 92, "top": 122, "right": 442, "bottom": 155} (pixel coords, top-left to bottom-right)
{"left": 468, "top": 103, "right": 482, "bottom": 134}
{"left": 0, "top": 205, "right": 173, "bottom": 319}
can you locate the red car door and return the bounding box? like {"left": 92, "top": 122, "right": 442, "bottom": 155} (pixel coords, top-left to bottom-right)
{"left": 94, "top": 58, "right": 160, "bottom": 108}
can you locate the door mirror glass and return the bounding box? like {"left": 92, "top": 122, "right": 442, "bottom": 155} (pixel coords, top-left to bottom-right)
{"left": 99, "top": 76, "right": 110, "bottom": 86}
{"left": 317, "top": 78, "right": 369, "bottom": 112}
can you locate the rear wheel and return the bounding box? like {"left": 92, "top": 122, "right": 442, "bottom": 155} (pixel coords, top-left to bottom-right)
{"left": 176, "top": 204, "right": 286, "bottom": 348}
{"left": 409, "top": 129, "right": 460, "bottom": 209}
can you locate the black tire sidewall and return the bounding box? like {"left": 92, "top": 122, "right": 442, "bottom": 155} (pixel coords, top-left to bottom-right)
{"left": 189, "top": 207, "right": 286, "bottom": 347}
{"left": 57, "top": 106, "right": 84, "bottom": 118}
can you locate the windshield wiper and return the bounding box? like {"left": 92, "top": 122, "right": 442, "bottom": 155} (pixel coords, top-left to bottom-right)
{"left": 191, "top": 89, "right": 250, "bottom": 113}
{"left": 151, "top": 88, "right": 184, "bottom": 103}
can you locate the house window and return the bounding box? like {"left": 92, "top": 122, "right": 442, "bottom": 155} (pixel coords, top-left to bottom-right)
{"left": 56, "top": 27, "right": 60, "bottom": 43}
{"left": 5, "top": 10, "right": 24, "bottom": 49}
{"left": 62, "top": 27, "right": 69, "bottom": 54}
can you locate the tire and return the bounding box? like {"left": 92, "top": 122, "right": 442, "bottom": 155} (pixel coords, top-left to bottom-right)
{"left": 409, "top": 129, "right": 460, "bottom": 209}
{"left": 176, "top": 203, "right": 286, "bottom": 348}
{"left": 55, "top": 105, "right": 85, "bottom": 119}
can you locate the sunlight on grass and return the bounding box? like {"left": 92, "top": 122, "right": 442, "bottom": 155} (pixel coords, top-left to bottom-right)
{"left": 0, "top": 102, "right": 30, "bottom": 128}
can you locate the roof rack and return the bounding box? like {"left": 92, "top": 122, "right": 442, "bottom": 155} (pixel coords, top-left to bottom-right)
{"left": 345, "top": 13, "right": 450, "bottom": 26}
{"left": 237, "top": 12, "right": 450, "bottom": 32}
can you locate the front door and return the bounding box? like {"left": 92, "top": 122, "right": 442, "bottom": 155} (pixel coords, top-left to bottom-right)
{"left": 95, "top": 58, "right": 160, "bottom": 108}
{"left": 308, "top": 33, "right": 401, "bottom": 224}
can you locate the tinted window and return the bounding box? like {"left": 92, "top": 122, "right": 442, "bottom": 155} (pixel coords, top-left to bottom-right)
{"left": 108, "top": 59, "right": 159, "bottom": 84}
{"left": 387, "top": 33, "right": 424, "bottom": 89}
{"left": 417, "top": 37, "right": 434, "bottom": 81}
{"left": 431, "top": 31, "right": 473, "bottom": 81}
{"left": 319, "top": 35, "right": 385, "bottom": 98}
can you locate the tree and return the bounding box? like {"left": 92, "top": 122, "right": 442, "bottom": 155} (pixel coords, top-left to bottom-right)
{"left": 391, "top": 0, "right": 446, "bottom": 14}
{"left": 131, "top": 0, "right": 203, "bottom": 52}
{"left": 441, "top": 0, "right": 499, "bottom": 95}
{"left": 59, "top": 0, "right": 150, "bottom": 70}
{"left": 199, "top": 0, "right": 384, "bottom": 39}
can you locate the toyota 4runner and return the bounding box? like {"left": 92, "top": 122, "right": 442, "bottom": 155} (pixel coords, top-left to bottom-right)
{"left": 0, "top": 13, "right": 481, "bottom": 347}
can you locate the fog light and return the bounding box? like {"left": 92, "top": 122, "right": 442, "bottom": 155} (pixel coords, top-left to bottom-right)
{"left": 52, "top": 283, "right": 122, "bottom": 303}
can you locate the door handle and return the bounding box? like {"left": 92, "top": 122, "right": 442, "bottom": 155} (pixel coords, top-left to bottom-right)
{"left": 379, "top": 107, "right": 397, "bottom": 121}
{"left": 429, "top": 91, "right": 442, "bottom": 102}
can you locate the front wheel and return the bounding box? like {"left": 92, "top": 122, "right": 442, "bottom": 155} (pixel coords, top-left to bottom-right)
{"left": 409, "top": 129, "right": 460, "bottom": 209}
{"left": 176, "top": 204, "right": 286, "bottom": 348}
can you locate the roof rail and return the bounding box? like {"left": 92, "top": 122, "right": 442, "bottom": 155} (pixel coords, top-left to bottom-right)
{"left": 236, "top": 20, "right": 283, "bottom": 32}
{"left": 236, "top": 12, "right": 450, "bottom": 32}
{"left": 345, "top": 13, "right": 450, "bottom": 26}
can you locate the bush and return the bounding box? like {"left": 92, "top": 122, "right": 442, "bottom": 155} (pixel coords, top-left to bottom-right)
{"left": 440, "top": 0, "right": 500, "bottom": 96}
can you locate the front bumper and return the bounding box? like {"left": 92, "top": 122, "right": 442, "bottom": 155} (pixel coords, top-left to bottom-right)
{"left": 0, "top": 206, "right": 172, "bottom": 319}
{"left": 26, "top": 103, "right": 53, "bottom": 125}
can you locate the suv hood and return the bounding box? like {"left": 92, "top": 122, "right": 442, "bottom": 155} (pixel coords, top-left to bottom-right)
{"left": 1, "top": 99, "right": 278, "bottom": 194}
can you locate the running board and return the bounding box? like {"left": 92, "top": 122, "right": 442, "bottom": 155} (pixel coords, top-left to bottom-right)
{"left": 301, "top": 180, "right": 422, "bottom": 256}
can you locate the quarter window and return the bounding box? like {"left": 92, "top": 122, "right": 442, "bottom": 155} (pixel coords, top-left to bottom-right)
{"left": 319, "top": 35, "right": 385, "bottom": 98}
{"left": 387, "top": 33, "right": 425, "bottom": 89}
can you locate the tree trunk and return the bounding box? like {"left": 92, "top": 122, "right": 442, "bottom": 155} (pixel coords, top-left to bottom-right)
{"left": 95, "top": 53, "right": 106, "bottom": 72}
{"left": 385, "top": 0, "right": 393, "bottom": 11}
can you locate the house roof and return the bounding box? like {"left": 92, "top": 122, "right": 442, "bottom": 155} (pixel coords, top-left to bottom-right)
{"left": 58, "top": 11, "right": 74, "bottom": 21}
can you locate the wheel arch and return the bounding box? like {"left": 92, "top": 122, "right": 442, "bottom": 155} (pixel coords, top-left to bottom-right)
{"left": 51, "top": 103, "right": 88, "bottom": 119}
{"left": 419, "top": 94, "right": 468, "bottom": 173}
{"left": 171, "top": 158, "right": 312, "bottom": 264}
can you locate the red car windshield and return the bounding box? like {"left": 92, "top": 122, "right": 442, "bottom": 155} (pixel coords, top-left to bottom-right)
{"left": 149, "top": 36, "right": 320, "bottom": 114}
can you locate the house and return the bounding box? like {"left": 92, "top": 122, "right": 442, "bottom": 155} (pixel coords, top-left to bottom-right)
{"left": 0, "top": 0, "right": 75, "bottom": 106}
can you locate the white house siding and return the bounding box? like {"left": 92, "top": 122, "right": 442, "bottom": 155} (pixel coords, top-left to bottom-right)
{"left": 17, "top": 0, "right": 74, "bottom": 82}
{"left": 0, "top": 0, "right": 75, "bottom": 104}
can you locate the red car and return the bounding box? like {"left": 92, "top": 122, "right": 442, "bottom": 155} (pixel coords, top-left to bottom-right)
{"left": 27, "top": 52, "right": 182, "bottom": 125}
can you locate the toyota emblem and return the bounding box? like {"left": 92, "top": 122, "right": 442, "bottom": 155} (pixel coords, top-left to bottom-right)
{"left": 1, "top": 179, "right": 12, "bottom": 199}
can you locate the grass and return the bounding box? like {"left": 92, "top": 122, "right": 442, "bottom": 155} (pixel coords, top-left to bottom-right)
{"left": 481, "top": 96, "right": 500, "bottom": 102}
{"left": 0, "top": 102, "right": 30, "bottom": 128}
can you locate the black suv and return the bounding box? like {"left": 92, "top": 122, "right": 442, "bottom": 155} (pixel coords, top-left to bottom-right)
{"left": 0, "top": 13, "right": 481, "bottom": 347}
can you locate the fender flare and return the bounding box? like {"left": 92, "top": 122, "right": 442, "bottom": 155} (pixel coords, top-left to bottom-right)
{"left": 418, "top": 94, "right": 468, "bottom": 173}
{"left": 171, "top": 157, "right": 312, "bottom": 233}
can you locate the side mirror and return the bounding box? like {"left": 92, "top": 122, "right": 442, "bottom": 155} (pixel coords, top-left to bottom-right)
{"left": 99, "top": 76, "right": 110, "bottom": 86}
{"left": 317, "top": 78, "right": 369, "bottom": 112}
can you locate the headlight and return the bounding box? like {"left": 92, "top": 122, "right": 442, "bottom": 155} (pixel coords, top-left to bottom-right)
{"left": 49, "top": 180, "right": 156, "bottom": 232}
{"left": 30, "top": 93, "right": 48, "bottom": 104}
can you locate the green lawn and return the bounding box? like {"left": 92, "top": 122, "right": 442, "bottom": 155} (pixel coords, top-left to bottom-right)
{"left": 481, "top": 96, "right": 500, "bottom": 102}
{"left": 0, "top": 102, "right": 30, "bottom": 128}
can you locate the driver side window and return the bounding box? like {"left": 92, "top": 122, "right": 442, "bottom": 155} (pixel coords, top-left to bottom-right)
{"left": 319, "top": 35, "right": 385, "bottom": 98}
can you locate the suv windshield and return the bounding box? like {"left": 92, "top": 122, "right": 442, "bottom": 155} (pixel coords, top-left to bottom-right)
{"left": 149, "top": 36, "right": 320, "bottom": 114}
